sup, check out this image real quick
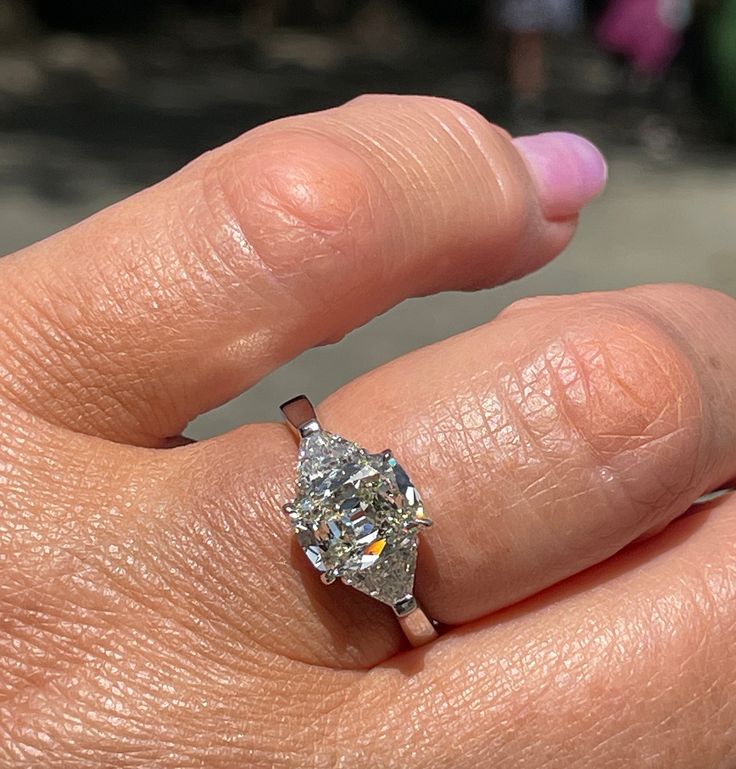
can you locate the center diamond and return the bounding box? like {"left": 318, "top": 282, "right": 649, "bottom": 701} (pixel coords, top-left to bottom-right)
{"left": 287, "top": 429, "right": 428, "bottom": 607}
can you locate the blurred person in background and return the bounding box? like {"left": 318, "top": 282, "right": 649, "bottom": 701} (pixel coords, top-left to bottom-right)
{"left": 494, "top": 0, "right": 583, "bottom": 130}
{"left": 596, "top": 0, "right": 692, "bottom": 75}
{"left": 595, "top": 0, "right": 694, "bottom": 156}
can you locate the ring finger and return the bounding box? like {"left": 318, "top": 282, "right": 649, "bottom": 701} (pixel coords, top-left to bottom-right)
{"left": 150, "top": 282, "right": 736, "bottom": 667}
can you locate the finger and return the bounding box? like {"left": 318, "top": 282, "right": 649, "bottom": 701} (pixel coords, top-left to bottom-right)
{"left": 165, "top": 283, "right": 736, "bottom": 667}
{"left": 4, "top": 435, "right": 732, "bottom": 765}
{"left": 359, "top": 492, "right": 736, "bottom": 769}
{"left": 321, "top": 283, "right": 736, "bottom": 624}
{"left": 0, "top": 97, "right": 604, "bottom": 445}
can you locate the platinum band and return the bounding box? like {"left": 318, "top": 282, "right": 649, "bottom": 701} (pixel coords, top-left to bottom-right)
{"left": 397, "top": 603, "right": 439, "bottom": 647}
{"left": 281, "top": 395, "right": 321, "bottom": 438}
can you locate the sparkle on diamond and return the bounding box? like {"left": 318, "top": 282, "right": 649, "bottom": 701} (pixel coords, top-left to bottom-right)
{"left": 289, "top": 429, "right": 424, "bottom": 606}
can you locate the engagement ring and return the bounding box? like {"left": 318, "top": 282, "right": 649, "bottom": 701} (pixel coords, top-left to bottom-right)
{"left": 280, "top": 395, "right": 438, "bottom": 647}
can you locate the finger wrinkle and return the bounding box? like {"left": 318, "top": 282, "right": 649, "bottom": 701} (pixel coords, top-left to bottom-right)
{"left": 364, "top": 509, "right": 736, "bottom": 768}
{"left": 320, "top": 293, "right": 708, "bottom": 625}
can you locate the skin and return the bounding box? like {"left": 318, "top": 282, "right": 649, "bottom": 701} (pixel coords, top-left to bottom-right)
{"left": 0, "top": 95, "right": 734, "bottom": 768}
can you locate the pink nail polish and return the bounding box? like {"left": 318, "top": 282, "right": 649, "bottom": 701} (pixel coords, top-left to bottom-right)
{"left": 512, "top": 132, "right": 608, "bottom": 220}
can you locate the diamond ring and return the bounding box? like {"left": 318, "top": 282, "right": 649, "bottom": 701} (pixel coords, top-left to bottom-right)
{"left": 280, "top": 395, "right": 439, "bottom": 647}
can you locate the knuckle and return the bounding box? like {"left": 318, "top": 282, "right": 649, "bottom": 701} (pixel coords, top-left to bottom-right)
{"left": 499, "top": 290, "right": 704, "bottom": 457}
{"left": 192, "top": 93, "right": 530, "bottom": 300}
{"left": 497, "top": 294, "right": 568, "bottom": 320}
{"left": 509, "top": 294, "right": 703, "bottom": 512}
{"left": 341, "top": 94, "right": 529, "bottom": 270}
{"left": 205, "top": 129, "right": 383, "bottom": 294}
{"left": 571, "top": 303, "right": 698, "bottom": 450}
{"left": 415, "top": 96, "right": 527, "bottom": 238}
{"left": 429, "top": 290, "right": 708, "bottom": 557}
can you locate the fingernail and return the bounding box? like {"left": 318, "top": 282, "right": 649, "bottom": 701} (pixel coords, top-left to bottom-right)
{"left": 512, "top": 132, "right": 608, "bottom": 220}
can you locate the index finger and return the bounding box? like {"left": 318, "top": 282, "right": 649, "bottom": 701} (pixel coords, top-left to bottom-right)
{"left": 0, "top": 96, "right": 605, "bottom": 445}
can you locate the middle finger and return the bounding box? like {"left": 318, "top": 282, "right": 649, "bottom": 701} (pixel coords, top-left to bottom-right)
{"left": 153, "top": 283, "right": 736, "bottom": 667}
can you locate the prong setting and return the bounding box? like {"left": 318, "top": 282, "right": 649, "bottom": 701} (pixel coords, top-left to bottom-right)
{"left": 281, "top": 395, "right": 322, "bottom": 438}
{"left": 408, "top": 516, "right": 433, "bottom": 528}
{"left": 278, "top": 394, "right": 438, "bottom": 647}
{"left": 281, "top": 396, "right": 428, "bottom": 609}
{"left": 393, "top": 594, "right": 417, "bottom": 617}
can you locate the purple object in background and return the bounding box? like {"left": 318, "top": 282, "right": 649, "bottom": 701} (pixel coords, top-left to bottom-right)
{"left": 596, "top": 0, "right": 691, "bottom": 75}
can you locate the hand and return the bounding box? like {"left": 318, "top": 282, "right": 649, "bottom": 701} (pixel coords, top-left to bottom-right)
{"left": 1, "top": 95, "right": 734, "bottom": 768}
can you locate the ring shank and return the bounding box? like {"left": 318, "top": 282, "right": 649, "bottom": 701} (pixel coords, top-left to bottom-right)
{"left": 281, "top": 395, "right": 321, "bottom": 437}
{"left": 398, "top": 604, "right": 439, "bottom": 647}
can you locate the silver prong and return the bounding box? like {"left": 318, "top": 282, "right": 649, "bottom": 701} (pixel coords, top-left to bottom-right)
{"left": 381, "top": 449, "right": 393, "bottom": 462}
{"left": 282, "top": 503, "right": 298, "bottom": 519}
{"left": 280, "top": 395, "right": 321, "bottom": 438}
{"left": 320, "top": 570, "right": 337, "bottom": 585}
{"left": 409, "top": 515, "right": 433, "bottom": 528}
{"left": 393, "top": 594, "right": 417, "bottom": 617}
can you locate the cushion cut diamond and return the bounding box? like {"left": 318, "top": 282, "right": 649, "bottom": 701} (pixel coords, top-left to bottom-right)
{"left": 289, "top": 429, "right": 428, "bottom": 607}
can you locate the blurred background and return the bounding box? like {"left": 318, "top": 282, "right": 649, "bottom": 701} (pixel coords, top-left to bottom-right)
{"left": 0, "top": 0, "right": 734, "bottom": 437}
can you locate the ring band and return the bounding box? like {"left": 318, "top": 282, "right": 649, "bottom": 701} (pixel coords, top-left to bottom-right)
{"left": 395, "top": 597, "right": 439, "bottom": 647}
{"left": 280, "top": 395, "right": 438, "bottom": 648}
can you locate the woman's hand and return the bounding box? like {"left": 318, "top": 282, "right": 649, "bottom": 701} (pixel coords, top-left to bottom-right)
{"left": 1, "top": 95, "right": 734, "bottom": 768}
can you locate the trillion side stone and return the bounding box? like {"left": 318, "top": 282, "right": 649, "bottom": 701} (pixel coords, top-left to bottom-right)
{"left": 341, "top": 537, "right": 418, "bottom": 606}
{"left": 288, "top": 429, "right": 427, "bottom": 608}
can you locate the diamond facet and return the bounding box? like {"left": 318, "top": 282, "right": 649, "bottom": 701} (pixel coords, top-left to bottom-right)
{"left": 288, "top": 429, "right": 428, "bottom": 608}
